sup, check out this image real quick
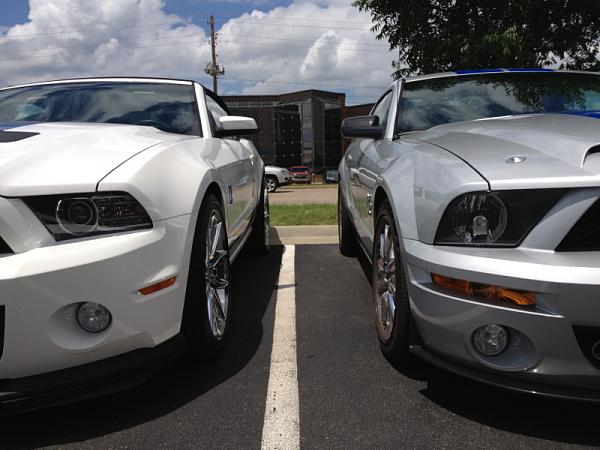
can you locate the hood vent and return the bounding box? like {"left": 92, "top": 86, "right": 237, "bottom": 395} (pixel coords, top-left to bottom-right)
{"left": 583, "top": 145, "right": 600, "bottom": 164}
{"left": 0, "top": 131, "right": 39, "bottom": 143}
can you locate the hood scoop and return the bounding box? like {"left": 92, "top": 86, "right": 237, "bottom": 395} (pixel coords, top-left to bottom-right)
{"left": 0, "top": 131, "right": 39, "bottom": 143}
{"left": 583, "top": 145, "right": 600, "bottom": 165}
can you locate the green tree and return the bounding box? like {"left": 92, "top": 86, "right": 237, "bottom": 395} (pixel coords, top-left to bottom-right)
{"left": 353, "top": 0, "right": 600, "bottom": 77}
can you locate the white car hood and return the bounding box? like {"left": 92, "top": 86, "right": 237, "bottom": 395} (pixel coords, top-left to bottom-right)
{"left": 0, "top": 122, "right": 184, "bottom": 196}
{"left": 413, "top": 113, "right": 600, "bottom": 190}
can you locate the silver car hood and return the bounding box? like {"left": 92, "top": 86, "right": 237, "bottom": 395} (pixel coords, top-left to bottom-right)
{"left": 413, "top": 114, "right": 600, "bottom": 190}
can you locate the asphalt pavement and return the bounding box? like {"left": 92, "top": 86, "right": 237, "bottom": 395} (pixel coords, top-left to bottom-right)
{"left": 1, "top": 244, "right": 600, "bottom": 449}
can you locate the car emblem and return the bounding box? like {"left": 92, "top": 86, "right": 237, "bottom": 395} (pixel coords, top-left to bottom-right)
{"left": 506, "top": 155, "right": 526, "bottom": 164}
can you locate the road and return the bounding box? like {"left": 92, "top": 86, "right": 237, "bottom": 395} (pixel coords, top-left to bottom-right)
{"left": 269, "top": 186, "right": 337, "bottom": 205}
{"left": 1, "top": 245, "right": 599, "bottom": 449}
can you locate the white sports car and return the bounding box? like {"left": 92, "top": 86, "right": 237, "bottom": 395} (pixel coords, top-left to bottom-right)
{"left": 0, "top": 77, "right": 269, "bottom": 411}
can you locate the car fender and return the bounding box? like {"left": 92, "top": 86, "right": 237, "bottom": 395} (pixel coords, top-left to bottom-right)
{"left": 378, "top": 138, "right": 488, "bottom": 245}
{"left": 98, "top": 137, "right": 230, "bottom": 306}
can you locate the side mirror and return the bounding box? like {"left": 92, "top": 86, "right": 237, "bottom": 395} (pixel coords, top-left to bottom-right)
{"left": 216, "top": 116, "right": 258, "bottom": 137}
{"left": 341, "top": 115, "right": 385, "bottom": 139}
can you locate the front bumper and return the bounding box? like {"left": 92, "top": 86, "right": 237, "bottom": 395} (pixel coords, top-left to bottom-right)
{"left": 0, "top": 333, "right": 185, "bottom": 414}
{"left": 291, "top": 176, "right": 311, "bottom": 183}
{"left": 0, "top": 214, "right": 191, "bottom": 380}
{"left": 404, "top": 239, "right": 600, "bottom": 399}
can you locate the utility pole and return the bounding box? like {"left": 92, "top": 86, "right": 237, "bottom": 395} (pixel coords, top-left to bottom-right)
{"left": 204, "top": 14, "right": 225, "bottom": 94}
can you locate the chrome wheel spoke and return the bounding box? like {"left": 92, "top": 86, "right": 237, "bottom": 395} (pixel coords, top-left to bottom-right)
{"left": 385, "top": 291, "right": 396, "bottom": 324}
{"left": 210, "top": 221, "right": 222, "bottom": 256}
{"left": 212, "top": 277, "right": 229, "bottom": 289}
{"left": 208, "top": 249, "right": 228, "bottom": 269}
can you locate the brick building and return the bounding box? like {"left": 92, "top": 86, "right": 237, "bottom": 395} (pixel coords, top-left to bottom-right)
{"left": 223, "top": 90, "right": 373, "bottom": 171}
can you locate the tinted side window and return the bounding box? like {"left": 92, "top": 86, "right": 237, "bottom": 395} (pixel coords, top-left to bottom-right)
{"left": 371, "top": 91, "right": 393, "bottom": 131}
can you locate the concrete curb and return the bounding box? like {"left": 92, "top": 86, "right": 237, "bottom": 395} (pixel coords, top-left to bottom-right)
{"left": 270, "top": 225, "right": 338, "bottom": 245}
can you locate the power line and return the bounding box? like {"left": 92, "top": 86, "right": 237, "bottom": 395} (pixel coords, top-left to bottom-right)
{"left": 0, "top": 33, "right": 208, "bottom": 57}
{"left": 218, "top": 20, "right": 371, "bottom": 31}
{"left": 0, "top": 38, "right": 210, "bottom": 62}
{"left": 217, "top": 17, "right": 372, "bottom": 25}
{"left": 0, "top": 33, "right": 386, "bottom": 58}
{"left": 218, "top": 39, "right": 391, "bottom": 54}
{"left": 0, "top": 35, "right": 392, "bottom": 61}
{"left": 222, "top": 76, "right": 388, "bottom": 91}
{"left": 0, "top": 20, "right": 194, "bottom": 40}
{"left": 217, "top": 33, "right": 388, "bottom": 48}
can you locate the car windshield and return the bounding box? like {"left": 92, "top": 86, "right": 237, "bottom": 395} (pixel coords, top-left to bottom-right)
{"left": 0, "top": 81, "right": 201, "bottom": 136}
{"left": 290, "top": 167, "right": 308, "bottom": 172}
{"left": 397, "top": 72, "right": 600, "bottom": 132}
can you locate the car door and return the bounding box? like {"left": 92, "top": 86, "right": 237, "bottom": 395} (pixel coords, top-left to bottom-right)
{"left": 204, "top": 91, "right": 256, "bottom": 245}
{"left": 350, "top": 90, "right": 395, "bottom": 249}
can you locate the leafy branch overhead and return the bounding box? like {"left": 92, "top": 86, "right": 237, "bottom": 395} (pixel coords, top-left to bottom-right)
{"left": 353, "top": 0, "right": 600, "bottom": 77}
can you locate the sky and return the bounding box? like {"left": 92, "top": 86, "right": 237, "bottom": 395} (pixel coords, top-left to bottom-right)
{"left": 0, "top": 0, "right": 396, "bottom": 104}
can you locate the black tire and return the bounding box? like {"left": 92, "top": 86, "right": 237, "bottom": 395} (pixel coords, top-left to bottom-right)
{"left": 265, "top": 176, "right": 278, "bottom": 193}
{"left": 247, "top": 184, "right": 270, "bottom": 255}
{"left": 373, "top": 200, "right": 413, "bottom": 366}
{"left": 338, "top": 186, "right": 359, "bottom": 256}
{"left": 181, "top": 193, "right": 231, "bottom": 361}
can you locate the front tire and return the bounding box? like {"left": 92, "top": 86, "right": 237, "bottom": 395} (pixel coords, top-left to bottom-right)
{"left": 338, "top": 186, "right": 359, "bottom": 256}
{"left": 372, "top": 200, "right": 412, "bottom": 365}
{"left": 247, "top": 185, "right": 270, "bottom": 255}
{"left": 182, "top": 193, "right": 232, "bottom": 361}
{"left": 265, "top": 176, "right": 278, "bottom": 193}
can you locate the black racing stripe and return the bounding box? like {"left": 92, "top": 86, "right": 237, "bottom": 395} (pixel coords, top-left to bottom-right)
{"left": 0, "top": 131, "right": 39, "bottom": 143}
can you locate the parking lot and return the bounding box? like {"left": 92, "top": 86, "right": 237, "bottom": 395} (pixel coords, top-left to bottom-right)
{"left": 1, "top": 244, "right": 599, "bottom": 449}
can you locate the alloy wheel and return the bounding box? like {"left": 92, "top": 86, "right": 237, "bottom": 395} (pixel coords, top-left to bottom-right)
{"left": 266, "top": 178, "right": 277, "bottom": 193}
{"left": 374, "top": 222, "right": 397, "bottom": 342}
{"left": 205, "top": 209, "right": 230, "bottom": 340}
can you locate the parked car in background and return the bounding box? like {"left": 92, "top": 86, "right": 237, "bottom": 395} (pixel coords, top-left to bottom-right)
{"left": 339, "top": 68, "right": 600, "bottom": 401}
{"left": 0, "top": 77, "right": 269, "bottom": 412}
{"left": 289, "top": 165, "right": 312, "bottom": 184}
{"left": 324, "top": 168, "right": 339, "bottom": 184}
{"left": 265, "top": 165, "right": 290, "bottom": 192}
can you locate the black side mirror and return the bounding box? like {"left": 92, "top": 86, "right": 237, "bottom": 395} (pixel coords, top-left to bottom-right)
{"left": 341, "top": 115, "right": 385, "bottom": 139}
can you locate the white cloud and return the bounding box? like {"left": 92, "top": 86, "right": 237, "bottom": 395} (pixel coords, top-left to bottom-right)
{"left": 0, "top": 0, "right": 210, "bottom": 86}
{"left": 0, "top": 0, "right": 395, "bottom": 103}
{"left": 216, "top": 0, "right": 396, "bottom": 102}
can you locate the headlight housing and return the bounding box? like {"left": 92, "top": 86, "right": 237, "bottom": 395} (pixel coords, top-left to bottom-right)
{"left": 25, "top": 192, "right": 152, "bottom": 241}
{"left": 435, "top": 189, "right": 565, "bottom": 247}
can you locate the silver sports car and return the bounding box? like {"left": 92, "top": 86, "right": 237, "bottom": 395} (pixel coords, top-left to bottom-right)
{"left": 339, "top": 68, "right": 600, "bottom": 400}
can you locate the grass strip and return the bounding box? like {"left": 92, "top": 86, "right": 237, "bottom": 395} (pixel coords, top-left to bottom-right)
{"left": 270, "top": 203, "right": 337, "bottom": 226}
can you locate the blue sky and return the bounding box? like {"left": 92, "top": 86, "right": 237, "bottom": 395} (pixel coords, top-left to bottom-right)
{"left": 0, "top": 1, "right": 294, "bottom": 33}
{"left": 0, "top": 0, "right": 395, "bottom": 104}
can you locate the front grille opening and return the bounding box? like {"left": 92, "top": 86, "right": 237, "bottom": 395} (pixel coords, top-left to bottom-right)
{"left": 556, "top": 200, "right": 600, "bottom": 251}
{"left": 0, "top": 237, "right": 12, "bottom": 255}
{"left": 573, "top": 326, "right": 600, "bottom": 370}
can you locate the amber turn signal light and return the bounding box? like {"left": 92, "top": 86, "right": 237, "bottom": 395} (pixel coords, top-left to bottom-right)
{"left": 139, "top": 276, "right": 177, "bottom": 295}
{"left": 431, "top": 274, "right": 535, "bottom": 306}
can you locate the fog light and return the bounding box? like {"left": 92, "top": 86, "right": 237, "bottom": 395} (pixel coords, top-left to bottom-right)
{"left": 473, "top": 324, "right": 508, "bottom": 356}
{"left": 77, "top": 302, "right": 111, "bottom": 333}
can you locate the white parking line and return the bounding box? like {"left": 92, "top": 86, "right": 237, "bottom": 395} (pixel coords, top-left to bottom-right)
{"left": 261, "top": 245, "right": 300, "bottom": 450}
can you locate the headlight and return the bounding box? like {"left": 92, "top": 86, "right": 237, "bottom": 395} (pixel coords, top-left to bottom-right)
{"left": 435, "top": 189, "right": 565, "bottom": 247}
{"left": 25, "top": 192, "right": 152, "bottom": 241}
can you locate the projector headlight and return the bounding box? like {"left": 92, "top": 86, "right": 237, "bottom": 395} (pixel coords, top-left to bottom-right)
{"left": 25, "top": 192, "right": 152, "bottom": 241}
{"left": 435, "top": 189, "right": 565, "bottom": 247}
